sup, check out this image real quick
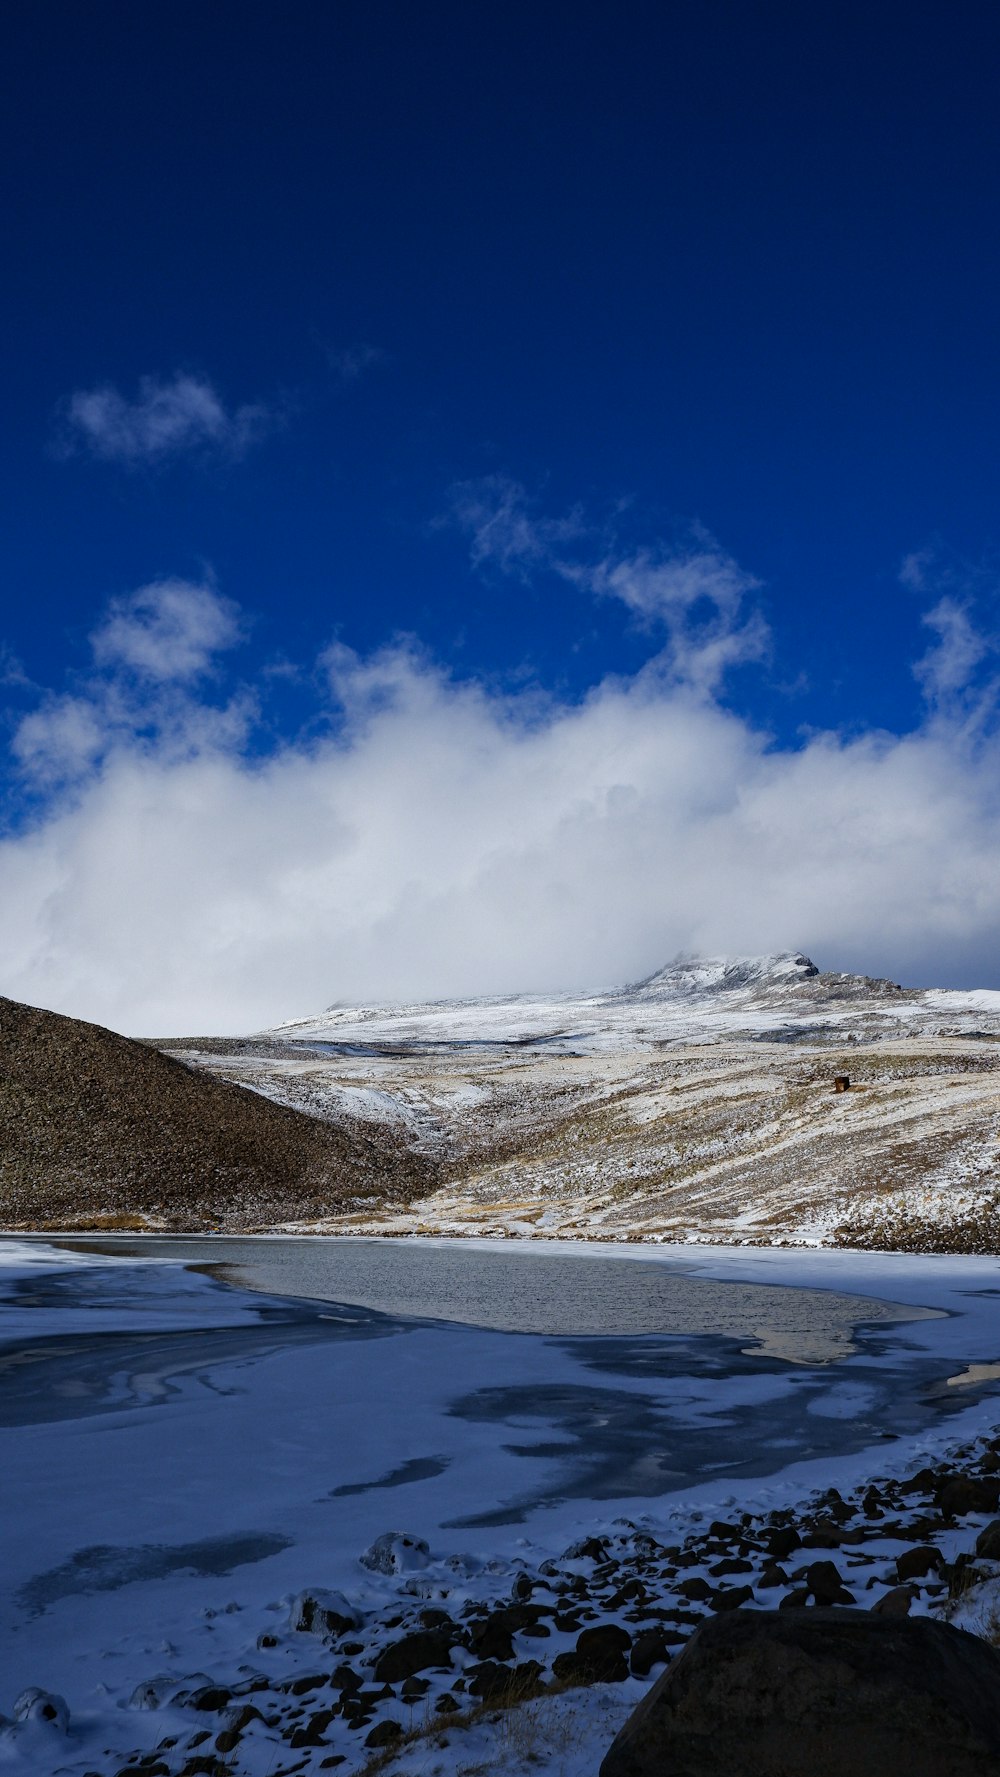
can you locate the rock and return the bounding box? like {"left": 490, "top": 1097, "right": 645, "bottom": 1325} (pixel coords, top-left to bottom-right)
{"left": 806, "top": 1560, "right": 854, "bottom": 1606}
{"left": 360, "top": 1532, "right": 431, "bottom": 1575}
{"left": 896, "top": 1545, "right": 942, "bottom": 1583}
{"left": 11, "top": 1689, "right": 69, "bottom": 1731}
{"left": 802, "top": 1520, "right": 841, "bottom": 1549}
{"left": 900, "top": 1466, "right": 939, "bottom": 1495}
{"left": 285, "top": 1671, "right": 327, "bottom": 1696}
{"left": 871, "top": 1585, "right": 914, "bottom": 1617}
{"left": 563, "top": 1535, "right": 611, "bottom": 1561}
{"left": 467, "top": 1660, "right": 544, "bottom": 1701}
{"left": 553, "top": 1624, "right": 632, "bottom": 1686}
{"left": 599, "top": 1608, "right": 1000, "bottom": 1777}
{"left": 710, "top": 1558, "right": 754, "bottom": 1577}
{"left": 435, "top": 1692, "right": 460, "bottom": 1713}
{"left": 710, "top": 1585, "right": 755, "bottom": 1612}
{"left": 976, "top": 1519, "right": 1000, "bottom": 1560}
{"left": 288, "top": 1588, "right": 359, "bottom": 1636}
{"left": 468, "top": 1614, "right": 514, "bottom": 1661}
{"left": 187, "top": 1686, "right": 231, "bottom": 1712}
{"left": 365, "top": 1720, "right": 403, "bottom": 1749}
{"left": 630, "top": 1631, "right": 674, "bottom": 1677}
{"left": 764, "top": 1527, "right": 801, "bottom": 1560}
{"left": 676, "top": 1577, "right": 712, "bottom": 1601}
{"left": 938, "top": 1476, "right": 1000, "bottom": 1518}
{"left": 756, "top": 1565, "right": 787, "bottom": 1589}
{"left": 373, "top": 1629, "right": 456, "bottom": 1683}
{"left": 778, "top": 1586, "right": 810, "bottom": 1609}
{"left": 130, "top": 1674, "right": 187, "bottom": 1710}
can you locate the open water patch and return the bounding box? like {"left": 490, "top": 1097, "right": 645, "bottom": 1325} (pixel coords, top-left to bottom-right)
{"left": 17, "top": 1531, "right": 292, "bottom": 1616}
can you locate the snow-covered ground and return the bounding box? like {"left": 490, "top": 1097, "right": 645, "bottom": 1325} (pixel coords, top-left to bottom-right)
{"left": 6, "top": 1236, "right": 1000, "bottom": 1773}
{"left": 167, "top": 953, "right": 1000, "bottom": 1248}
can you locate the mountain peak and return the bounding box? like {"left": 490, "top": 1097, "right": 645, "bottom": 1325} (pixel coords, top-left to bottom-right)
{"left": 624, "top": 952, "right": 820, "bottom": 1000}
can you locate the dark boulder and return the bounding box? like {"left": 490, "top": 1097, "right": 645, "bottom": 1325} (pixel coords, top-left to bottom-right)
{"left": 895, "top": 1545, "right": 942, "bottom": 1583}
{"left": 764, "top": 1528, "right": 801, "bottom": 1561}
{"left": 630, "top": 1631, "right": 675, "bottom": 1678}
{"left": 466, "top": 1659, "right": 544, "bottom": 1702}
{"left": 599, "top": 1607, "right": 1000, "bottom": 1777}
{"left": 373, "top": 1630, "right": 456, "bottom": 1683}
{"left": 365, "top": 1720, "right": 403, "bottom": 1748}
{"left": 976, "top": 1519, "right": 1000, "bottom": 1560}
{"left": 805, "top": 1560, "right": 853, "bottom": 1606}
{"left": 554, "top": 1624, "right": 632, "bottom": 1687}
{"left": 938, "top": 1475, "right": 1000, "bottom": 1518}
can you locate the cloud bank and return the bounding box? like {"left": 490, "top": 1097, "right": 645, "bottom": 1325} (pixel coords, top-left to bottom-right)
{"left": 2, "top": 547, "right": 1000, "bottom": 1035}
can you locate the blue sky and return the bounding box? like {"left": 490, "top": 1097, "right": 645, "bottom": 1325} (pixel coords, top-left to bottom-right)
{"left": 3, "top": 2, "right": 1000, "bottom": 1030}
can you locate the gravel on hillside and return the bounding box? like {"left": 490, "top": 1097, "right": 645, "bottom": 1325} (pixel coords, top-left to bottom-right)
{"left": 0, "top": 996, "right": 437, "bottom": 1231}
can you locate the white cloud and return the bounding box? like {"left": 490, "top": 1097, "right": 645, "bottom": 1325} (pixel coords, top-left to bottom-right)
{"left": 60, "top": 373, "right": 271, "bottom": 465}
{"left": 914, "top": 596, "right": 994, "bottom": 709}
{"left": 450, "top": 478, "right": 768, "bottom": 692}
{"left": 3, "top": 569, "right": 1000, "bottom": 1034}
{"left": 92, "top": 579, "right": 244, "bottom": 682}
{"left": 12, "top": 580, "right": 252, "bottom": 789}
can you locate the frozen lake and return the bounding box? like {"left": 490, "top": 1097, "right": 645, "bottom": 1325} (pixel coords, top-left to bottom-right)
{"left": 4, "top": 1234, "right": 1000, "bottom": 1746}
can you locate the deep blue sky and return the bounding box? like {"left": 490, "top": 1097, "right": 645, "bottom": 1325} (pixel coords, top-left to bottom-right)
{"left": 4, "top": 0, "right": 1000, "bottom": 744}
{"left": 5, "top": 2, "right": 1000, "bottom": 1028}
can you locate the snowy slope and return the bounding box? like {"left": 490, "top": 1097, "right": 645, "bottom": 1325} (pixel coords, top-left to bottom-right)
{"left": 165, "top": 955, "right": 1000, "bottom": 1249}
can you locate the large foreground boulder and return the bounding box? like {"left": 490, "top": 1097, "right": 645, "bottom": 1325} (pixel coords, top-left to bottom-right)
{"left": 599, "top": 1608, "right": 1000, "bottom": 1777}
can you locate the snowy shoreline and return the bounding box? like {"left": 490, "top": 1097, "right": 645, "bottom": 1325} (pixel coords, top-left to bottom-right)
{"left": 5, "top": 1236, "right": 1000, "bottom": 1774}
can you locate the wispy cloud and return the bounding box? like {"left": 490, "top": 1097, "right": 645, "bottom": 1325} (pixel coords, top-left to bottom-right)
{"left": 903, "top": 548, "right": 1000, "bottom": 725}
{"left": 91, "top": 579, "right": 244, "bottom": 683}
{"left": 325, "top": 342, "right": 386, "bottom": 382}
{"left": 58, "top": 373, "right": 272, "bottom": 466}
{"left": 450, "top": 476, "right": 768, "bottom": 693}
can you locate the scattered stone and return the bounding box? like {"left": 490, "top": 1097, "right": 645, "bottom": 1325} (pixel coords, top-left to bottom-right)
{"left": 563, "top": 1536, "right": 610, "bottom": 1561}
{"left": 365, "top": 1720, "right": 403, "bottom": 1748}
{"left": 12, "top": 1689, "right": 69, "bottom": 1732}
{"left": 599, "top": 1608, "right": 1000, "bottom": 1777}
{"left": 756, "top": 1564, "right": 787, "bottom": 1588}
{"left": 806, "top": 1560, "right": 854, "bottom": 1606}
{"left": 900, "top": 1466, "right": 939, "bottom": 1495}
{"left": 360, "top": 1533, "right": 430, "bottom": 1575}
{"left": 975, "top": 1519, "right": 1000, "bottom": 1560}
{"left": 871, "top": 1585, "right": 915, "bottom": 1617}
{"left": 629, "top": 1630, "right": 675, "bottom": 1676}
{"left": 710, "top": 1585, "right": 754, "bottom": 1612}
{"left": 282, "top": 1672, "right": 327, "bottom": 1696}
{"left": 896, "top": 1545, "right": 942, "bottom": 1583}
{"left": 765, "top": 1527, "right": 801, "bottom": 1560}
{"left": 288, "top": 1589, "right": 359, "bottom": 1636}
{"left": 373, "top": 1629, "right": 456, "bottom": 1683}
{"left": 938, "top": 1476, "right": 1000, "bottom": 1518}
{"left": 553, "top": 1624, "right": 632, "bottom": 1686}
{"left": 187, "top": 1686, "right": 231, "bottom": 1712}
{"left": 676, "top": 1577, "right": 712, "bottom": 1601}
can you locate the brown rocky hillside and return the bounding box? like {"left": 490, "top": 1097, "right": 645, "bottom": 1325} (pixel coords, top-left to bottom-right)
{"left": 0, "top": 995, "right": 435, "bottom": 1231}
